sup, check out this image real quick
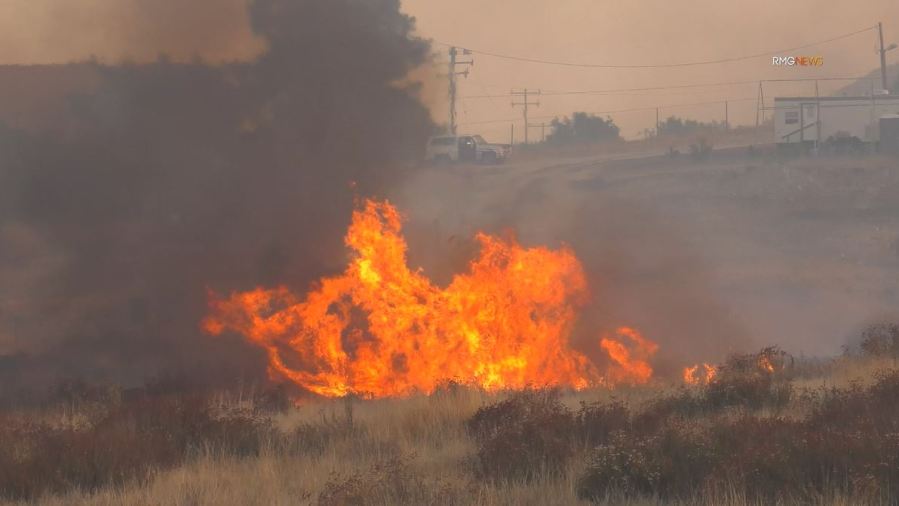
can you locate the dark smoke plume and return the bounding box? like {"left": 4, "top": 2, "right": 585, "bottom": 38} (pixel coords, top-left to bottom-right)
{"left": 0, "top": 0, "right": 434, "bottom": 400}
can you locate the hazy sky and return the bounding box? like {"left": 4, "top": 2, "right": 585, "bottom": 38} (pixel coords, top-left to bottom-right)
{"left": 0, "top": 0, "right": 264, "bottom": 64}
{"left": 0, "top": 0, "right": 897, "bottom": 139}
{"left": 404, "top": 0, "right": 899, "bottom": 139}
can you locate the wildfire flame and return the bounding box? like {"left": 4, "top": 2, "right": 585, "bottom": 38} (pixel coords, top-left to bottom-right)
{"left": 600, "top": 327, "right": 658, "bottom": 385}
{"left": 758, "top": 356, "right": 776, "bottom": 373}
{"left": 683, "top": 363, "right": 718, "bottom": 385}
{"left": 204, "top": 198, "right": 658, "bottom": 398}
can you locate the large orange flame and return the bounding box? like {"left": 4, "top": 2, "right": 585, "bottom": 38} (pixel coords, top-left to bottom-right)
{"left": 203, "top": 199, "right": 657, "bottom": 398}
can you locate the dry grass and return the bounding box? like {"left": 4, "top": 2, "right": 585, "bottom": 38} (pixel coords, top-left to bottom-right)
{"left": 3, "top": 350, "right": 899, "bottom": 506}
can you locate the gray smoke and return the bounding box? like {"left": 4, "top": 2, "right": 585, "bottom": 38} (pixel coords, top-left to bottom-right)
{"left": 390, "top": 163, "right": 755, "bottom": 378}
{"left": 0, "top": 0, "right": 435, "bottom": 399}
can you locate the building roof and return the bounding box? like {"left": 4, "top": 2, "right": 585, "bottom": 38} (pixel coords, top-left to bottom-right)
{"left": 774, "top": 95, "right": 899, "bottom": 102}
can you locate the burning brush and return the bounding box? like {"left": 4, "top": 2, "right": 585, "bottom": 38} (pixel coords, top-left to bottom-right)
{"left": 682, "top": 346, "right": 793, "bottom": 387}
{"left": 203, "top": 199, "right": 666, "bottom": 398}
{"left": 683, "top": 363, "right": 718, "bottom": 386}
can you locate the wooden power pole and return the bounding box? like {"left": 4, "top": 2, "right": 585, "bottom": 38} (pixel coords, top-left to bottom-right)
{"left": 511, "top": 89, "right": 540, "bottom": 144}
{"left": 725, "top": 101, "right": 729, "bottom": 131}
{"left": 879, "top": 22, "right": 888, "bottom": 92}
{"left": 655, "top": 107, "right": 660, "bottom": 137}
{"left": 447, "top": 47, "right": 473, "bottom": 134}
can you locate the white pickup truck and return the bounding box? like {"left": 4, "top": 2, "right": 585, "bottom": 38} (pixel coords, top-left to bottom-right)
{"left": 425, "top": 134, "right": 509, "bottom": 164}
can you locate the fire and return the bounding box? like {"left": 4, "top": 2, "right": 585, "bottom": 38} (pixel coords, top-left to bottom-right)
{"left": 683, "top": 363, "right": 717, "bottom": 385}
{"left": 203, "top": 198, "right": 659, "bottom": 398}
{"left": 758, "top": 356, "right": 776, "bottom": 373}
{"left": 600, "top": 327, "right": 658, "bottom": 385}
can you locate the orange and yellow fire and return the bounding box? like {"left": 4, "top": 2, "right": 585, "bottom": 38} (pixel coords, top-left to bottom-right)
{"left": 600, "top": 327, "right": 658, "bottom": 385}
{"left": 203, "top": 198, "right": 658, "bottom": 398}
{"left": 758, "top": 356, "right": 776, "bottom": 373}
{"left": 683, "top": 363, "right": 718, "bottom": 385}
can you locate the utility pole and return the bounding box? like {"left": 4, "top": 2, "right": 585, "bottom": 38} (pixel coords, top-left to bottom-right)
{"left": 877, "top": 23, "right": 898, "bottom": 93}
{"left": 511, "top": 89, "right": 540, "bottom": 144}
{"left": 541, "top": 122, "right": 546, "bottom": 143}
{"left": 447, "top": 47, "right": 473, "bottom": 135}
{"left": 814, "top": 80, "right": 821, "bottom": 153}
{"left": 724, "top": 101, "right": 729, "bottom": 131}
{"left": 879, "top": 23, "right": 888, "bottom": 92}
{"left": 756, "top": 81, "right": 762, "bottom": 127}
{"left": 655, "top": 107, "right": 660, "bottom": 137}
{"left": 758, "top": 81, "right": 766, "bottom": 125}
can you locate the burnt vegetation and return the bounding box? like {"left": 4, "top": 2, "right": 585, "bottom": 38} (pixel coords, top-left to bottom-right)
{"left": 857, "top": 322, "right": 899, "bottom": 358}
{"left": 0, "top": 386, "right": 276, "bottom": 501}
{"left": 466, "top": 389, "right": 577, "bottom": 482}
{"left": 317, "top": 455, "right": 460, "bottom": 506}
{"left": 459, "top": 344, "right": 899, "bottom": 505}
{"left": 2, "top": 340, "right": 899, "bottom": 503}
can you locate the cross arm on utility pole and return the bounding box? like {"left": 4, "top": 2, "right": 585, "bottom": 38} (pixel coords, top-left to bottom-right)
{"left": 511, "top": 89, "right": 541, "bottom": 144}
{"left": 447, "top": 47, "right": 474, "bottom": 134}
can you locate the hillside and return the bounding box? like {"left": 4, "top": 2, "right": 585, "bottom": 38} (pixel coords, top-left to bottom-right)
{"left": 834, "top": 63, "right": 899, "bottom": 96}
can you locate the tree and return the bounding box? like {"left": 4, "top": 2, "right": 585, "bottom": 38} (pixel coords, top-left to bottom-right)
{"left": 657, "top": 116, "right": 723, "bottom": 136}
{"left": 546, "top": 112, "right": 620, "bottom": 145}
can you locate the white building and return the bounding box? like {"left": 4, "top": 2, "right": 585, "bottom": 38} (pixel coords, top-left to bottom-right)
{"left": 774, "top": 95, "right": 899, "bottom": 145}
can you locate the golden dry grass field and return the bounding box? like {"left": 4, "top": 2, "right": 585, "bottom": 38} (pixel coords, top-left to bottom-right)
{"left": 3, "top": 347, "right": 899, "bottom": 506}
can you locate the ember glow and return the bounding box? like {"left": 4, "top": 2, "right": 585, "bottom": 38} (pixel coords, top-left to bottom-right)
{"left": 683, "top": 363, "right": 718, "bottom": 385}
{"left": 204, "top": 198, "right": 658, "bottom": 398}
{"left": 758, "top": 356, "right": 776, "bottom": 373}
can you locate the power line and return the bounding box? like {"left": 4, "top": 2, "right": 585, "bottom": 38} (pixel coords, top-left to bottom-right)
{"left": 455, "top": 76, "right": 882, "bottom": 128}
{"left": 461, "top": 80, "right": 757, "bottom": 99}
{"left": 459, "top": 77, "right": 875, "bottom": 100}
{"left": 459, "top": 97, "right": 758, "bottom": 126}
{"left": 435, "top": 25, "right": 877, "bottom": 69}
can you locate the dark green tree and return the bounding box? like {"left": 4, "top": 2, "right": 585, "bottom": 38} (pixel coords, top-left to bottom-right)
{"left": 546, "top": 112, "right": 620, "bottom": 145}
{"left": 657, "top": 116, "right": 724, "bottom": 136}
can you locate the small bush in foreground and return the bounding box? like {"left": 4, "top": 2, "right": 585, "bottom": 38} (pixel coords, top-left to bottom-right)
{"left": 317, "top": 455, "right": 458, "bottom": 506}
{"left": 577, "top": 421, "right": 714, "bottom": 500}
{"left": 466, "top": 389, "right": 575, "bottom": 482}
{"left": 575, "top": 399, "right": 630, "bottom": 447}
